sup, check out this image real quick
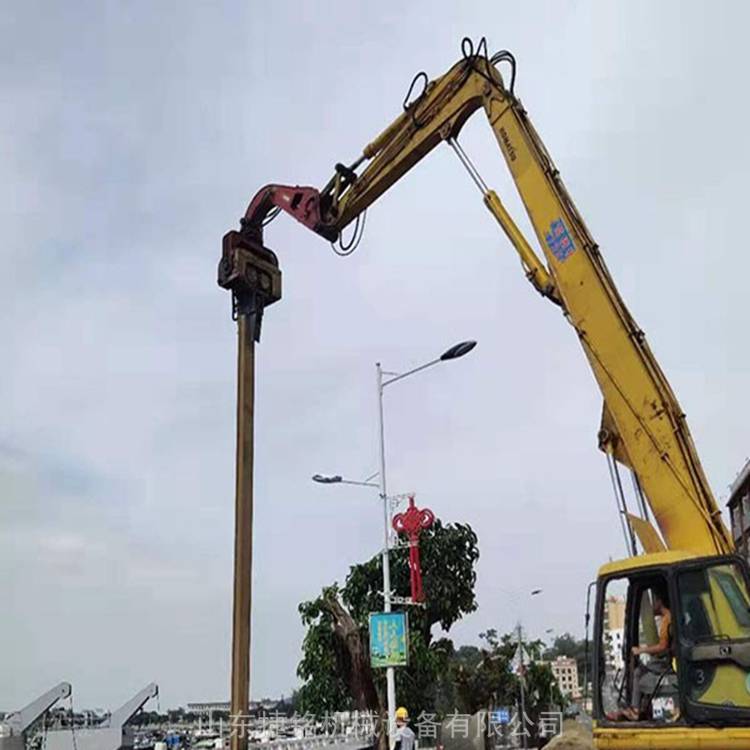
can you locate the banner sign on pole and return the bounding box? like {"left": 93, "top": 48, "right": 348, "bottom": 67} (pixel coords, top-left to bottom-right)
{"left": 369, "top": 612, "right": 408, "bottom": 668}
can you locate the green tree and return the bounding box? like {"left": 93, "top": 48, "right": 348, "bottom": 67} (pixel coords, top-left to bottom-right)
{"left": 450, "top": 629, "right": 563, "bottom": 748}
{"left": 523, "top": 659, "right": 565, "bottom": 744}
{"left": 296, "top": 520, "right": 479, "bottom": 731}
{"left": 298, "top": 583, "right": 377, "bottom": 714}
{"left": 452, "top": 629, "right": 518, "bottom": 714}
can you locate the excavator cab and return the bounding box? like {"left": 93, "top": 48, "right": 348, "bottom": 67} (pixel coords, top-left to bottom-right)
{"left": 594, "top": 552, "right": 750, "bottom": 746}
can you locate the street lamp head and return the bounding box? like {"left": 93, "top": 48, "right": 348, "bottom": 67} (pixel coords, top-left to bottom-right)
{"left": 531, "top": 589, "right": 543, "bottom": 596}
{"left": 440, "top": 340, "right": 477, "bottom": 361}
{"left": 312, "top": 474, "right": 343, "bottom": 484}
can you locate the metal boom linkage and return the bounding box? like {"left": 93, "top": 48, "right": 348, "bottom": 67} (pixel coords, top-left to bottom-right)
{"left": 45, "top": 683, "right": 158, "bottom": 750}
{"left": 0, "top": 682, "right": 72, "bottom": 750}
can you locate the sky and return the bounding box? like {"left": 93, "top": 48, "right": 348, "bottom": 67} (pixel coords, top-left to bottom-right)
{"left": 3, "top": 0, "right": 750, "bottom": 713}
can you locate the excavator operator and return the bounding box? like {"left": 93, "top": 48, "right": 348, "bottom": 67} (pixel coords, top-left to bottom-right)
{"left": 627, "top": 585, "right": 673, "bottom": 721}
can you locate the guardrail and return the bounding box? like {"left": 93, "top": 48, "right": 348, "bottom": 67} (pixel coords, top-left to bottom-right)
{"left": 251, "top": 734, "right": 372, "bottom": 750}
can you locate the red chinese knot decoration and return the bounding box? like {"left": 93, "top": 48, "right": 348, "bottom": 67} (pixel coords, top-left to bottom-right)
{"left": 392, "top": 495, "right": 435, "bottom": 603}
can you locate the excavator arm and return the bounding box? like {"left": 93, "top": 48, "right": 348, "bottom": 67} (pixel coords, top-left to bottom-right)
{"left": 232, "top": 39, "right": 732, "bottom": 557}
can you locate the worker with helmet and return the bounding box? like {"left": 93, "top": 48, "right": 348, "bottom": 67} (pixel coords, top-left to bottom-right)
{"left": 394, "top": 707, "right": 416, "bottom": 750}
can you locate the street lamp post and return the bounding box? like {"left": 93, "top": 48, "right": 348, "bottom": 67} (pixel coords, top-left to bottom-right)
{"left": 375, "top": 361, "right": 396, "bottom": 745}
{"left": 311, "top": 474, "right": 379, "bottom": 488}
{"left": 377, "top": 340, "right": 476, "bottom": 744}
{"left": 314, "top": 340, "right": 477, "bottom": 746}
{"left": 517, "top": 588, "right": 543, "bottom": 750}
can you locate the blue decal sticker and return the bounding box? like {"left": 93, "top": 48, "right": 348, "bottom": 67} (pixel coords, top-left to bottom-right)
{"left": 545, "top": 218, "right": 576, "bottom": 262}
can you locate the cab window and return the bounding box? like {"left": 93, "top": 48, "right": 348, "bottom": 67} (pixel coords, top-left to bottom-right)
{"left": 599, "top": 577, "right": 628, "bottom": 716}
{"left": 677, "top": 562, "right": 750, "bottom": 709}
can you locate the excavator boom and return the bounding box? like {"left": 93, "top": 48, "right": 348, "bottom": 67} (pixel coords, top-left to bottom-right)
{"left": 236, "top": 41, "right": 731, "bottom": 557}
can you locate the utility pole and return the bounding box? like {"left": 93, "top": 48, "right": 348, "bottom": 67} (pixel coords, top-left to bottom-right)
{"left": 218, "top": 229, "right": 282, "bottom": 750}
{"left": 517, "top": 623, "right": 528, "bottom": 750}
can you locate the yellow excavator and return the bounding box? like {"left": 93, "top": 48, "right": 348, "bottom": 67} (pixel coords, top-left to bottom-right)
{"left": 223, "top": 38, "right": 750, "bottom": 749}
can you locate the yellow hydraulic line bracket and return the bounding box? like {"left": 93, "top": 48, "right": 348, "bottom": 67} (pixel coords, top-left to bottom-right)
{"left": 483, "top": 190, "right": 559, "bottom": 302}
{"left": 627, "top": 513, "right": 667, "bottom": 554}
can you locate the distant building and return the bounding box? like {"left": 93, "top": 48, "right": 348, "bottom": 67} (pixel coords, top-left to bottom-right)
{"left": 604, "top": 595, "right": 626, "bottom": 671}
{"left": 550, "top": 656, "right": 580, "bottom": 699}
{"left": 727, "top": 459, "right": 750, "bottom": 563}
{"left": 186, "top": 700, "right": 282, "bottom": 720}
{"left": 186, "top": 702, "right": 230, "bottom": 718}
